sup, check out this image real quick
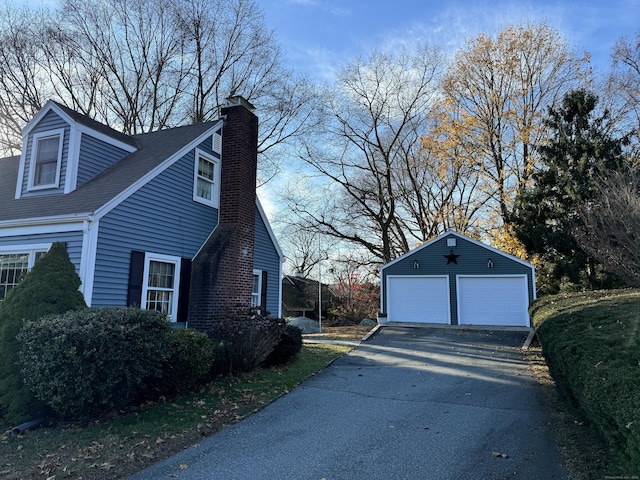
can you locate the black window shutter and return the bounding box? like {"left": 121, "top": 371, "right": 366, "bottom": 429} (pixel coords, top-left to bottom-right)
{"left": 177, "top": 258, "right": 192, "bottom": 323}
{"left": 261, "top": 270, "right": 268, "bottom": 310}
{"left": 127, "top": 251, "right": 145, "bottom": 307}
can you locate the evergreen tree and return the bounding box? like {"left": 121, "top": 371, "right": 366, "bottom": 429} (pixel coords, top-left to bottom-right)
{"left": 0, "top": 242, "right": 86, "bottom": 424}
{"left": 513, "top": 89, "right": 630, "bottom": 291}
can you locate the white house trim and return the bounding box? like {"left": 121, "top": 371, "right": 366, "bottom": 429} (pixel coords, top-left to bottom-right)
{"left": 79, "top": 218, "right": 99, "bottom": 306}
{"left": 64, "top": 128, "right": 82, "bottom": 194}
{"left": 75, "top": 124, "right": 138, "bottom": 154}
{"left": 21, "top": 101, "right": 138, "bottom": 154}
{"left": 192, "top": 147, "right": 221, "bottom": 208}
{"left": 382, "top": 230, "right": 535, "bottom": 271}
{"left": 26, "top": 128, "right": 65, "bottom": 191}
{"left": 256, "top": 197, "right": 284, "bottom": 260}
{"left": 140, "top": 252, "right": 182, "bottom": 321}
{"left": 93, "top": 122, "right": 223, "bottom": 221}
{"left": 0, "top": 243, "right": 52, "bottom": 255}
{"left": 0, "top": 217, "right": 89, "bottom": 238}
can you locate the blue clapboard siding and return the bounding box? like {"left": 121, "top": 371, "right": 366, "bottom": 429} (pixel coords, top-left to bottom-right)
{"left": 21, "top": 110, "right": 69, "bottom": 197}
{"left": 253, "top": 210, "right": 281, "bottom": 317}
{"left": 76, "top": 134, "right": 130, "bottom": 186}
{"left": 0, "top": 230, "right": 84, "bottom": 276}
{"left": 92, "top": 141, "right": 218, "bottom": 307}
{"left": 381, "top": 234, "right": 535, "bottom": 324}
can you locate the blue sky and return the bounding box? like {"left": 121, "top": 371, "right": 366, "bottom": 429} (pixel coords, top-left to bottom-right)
{"left": 255, "top": 0, "right": 640, "bottom": 82}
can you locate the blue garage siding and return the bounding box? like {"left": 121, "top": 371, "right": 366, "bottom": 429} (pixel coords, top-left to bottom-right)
{"left": 253, "top": 210, "right": 281, "bottom": 317}
{"left": 381, "top": 233, "right": 535, "bottom": 324}
{"left": 21, "top": 110, "right": 69, "bottom": 197}
{"left": 0, "top": 230, "right": 84, "bottom": 276}
{"left": 77, "top": 134, "right": 130, "bottom": 186}
{"left": 92, "top": 143, "right": 218, "bottom": 307}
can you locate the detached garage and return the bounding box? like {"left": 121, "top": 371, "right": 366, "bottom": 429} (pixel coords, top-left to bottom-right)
{"left": 380, "top": 231, "right": 536, "bottom": 327}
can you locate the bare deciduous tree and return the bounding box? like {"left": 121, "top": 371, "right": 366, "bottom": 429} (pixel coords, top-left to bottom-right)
{"left": 573, "top": 166, "right": 640, "bottom": 287}
{"left": 288, "top": 45, "right": 453, "bottom": 264}
{"left": 0, "top": 0, "right": 318, "bottom": 184}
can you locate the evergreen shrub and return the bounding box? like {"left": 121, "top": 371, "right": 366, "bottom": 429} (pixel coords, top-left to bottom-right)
{"left": 0, "top": 242, "right": 86, "bottom": 424}
{"left": 263, "top": 324, "right": 303, "bottom": 367}
{"left": 18, "top": 307, "right": 170, "bottom": 420}
{"left": 151, "top": 328, "right": 218, "bottom": 395}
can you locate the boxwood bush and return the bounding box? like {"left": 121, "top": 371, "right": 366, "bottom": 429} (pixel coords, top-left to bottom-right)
{"left": 17, "top": 307, "right": 170, "bottom": 420}
{"left": 532, "top": 289, "right": 640, "bottom": 474}
{"left": 149, "top": 328, "right": 219, "bottom": 396}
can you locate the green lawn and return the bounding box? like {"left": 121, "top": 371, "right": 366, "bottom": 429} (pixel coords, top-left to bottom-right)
{"left": 0, "top": 343, "right": 353, "bottom": 480}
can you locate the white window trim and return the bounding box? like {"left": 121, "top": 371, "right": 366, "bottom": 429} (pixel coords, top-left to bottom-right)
{"left": 0, "top": 243, "right": 52, "bottom": 299}
{"left": 193, "top": 148, "right": 221, "bottom": 208}
{"left": 27, "top": 128, "right": 65, "bottom": 191}
{"left": 252, "top": 269, "right": 263, "bottom": 308}
{"left": 141, "top": 252, "right": 181, "bottom": 322}
{"left": 0, "top": 243, "right": 52, "bottom": 262}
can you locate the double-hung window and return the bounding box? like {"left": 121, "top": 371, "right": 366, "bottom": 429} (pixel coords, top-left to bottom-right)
{"left": 193, "top": 148, "right": 220, "bottom": 208}
{"left": 28, "top": 129, "right": 65, "bottom": 190}
{"left": 141, "top": 253, "right": 181, "bottom": 321}
{"left": 0, "top": 246, "right": 50, "bottom": 301}
{"left": 251, "top": 270, "right": 262, "bottom": 308}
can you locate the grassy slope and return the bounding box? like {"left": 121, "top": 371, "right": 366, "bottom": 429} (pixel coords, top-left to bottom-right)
{"left": 531, "top": 289, "right": 640, "bottom": 476}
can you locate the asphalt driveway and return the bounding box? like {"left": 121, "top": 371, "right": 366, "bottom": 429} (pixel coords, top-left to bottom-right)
{"left": 129, "top": 326, "right": 566, "bottom": 480}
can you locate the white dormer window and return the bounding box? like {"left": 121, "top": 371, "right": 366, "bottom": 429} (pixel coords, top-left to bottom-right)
{"left": 193, "top": 148, "right": 220, "bottom": 208}
{"left": 28, "top": 129, "right": 65, "bottom": 190}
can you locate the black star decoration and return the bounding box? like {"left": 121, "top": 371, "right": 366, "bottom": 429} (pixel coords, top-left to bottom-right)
{"left": 444, "top": 250, "right": 460, "bottom": 265}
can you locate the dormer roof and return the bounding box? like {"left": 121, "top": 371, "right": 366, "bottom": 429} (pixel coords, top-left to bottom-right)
{"left": 23, "top": 100, "right": 139, "bottom": 151}
{"left": 0, "top": 120, "right": 221, "bottom": 224}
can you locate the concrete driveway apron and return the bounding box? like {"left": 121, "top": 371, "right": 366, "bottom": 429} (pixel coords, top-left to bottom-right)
{"left": 129, "top": 326, "right": 567, "bottom": 480}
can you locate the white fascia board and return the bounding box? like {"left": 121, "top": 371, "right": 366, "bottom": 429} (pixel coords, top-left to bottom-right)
{"left": 79, "top": 218, "right": 99, "bottom": 306}
{"left": 0, "top": 214, "right": 92, "bottom": 237}
{"left": 380, "top": 230, "right": 535, "bottom": 273}
{"left": 22, "top": 102, "right": 137, "bottom": 154}
{"left": 64, "top": 127, "right": 81, "bottom": 193}
{"left": 75, "top": 124, "right": 138, "bottom": 153}
{"left": 21, "top": 100, "right": 65, "bottom": 135}
{"left": 93, "top": 121, "right": 223, "bottom": 221}
{"left": 14, "top": 145, "right": 28, "bottom": 199}
{"left": 256, "top": 196, "right": 284, "bottom": 260}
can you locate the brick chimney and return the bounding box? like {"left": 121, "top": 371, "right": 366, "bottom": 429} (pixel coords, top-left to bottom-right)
{"left": 188, "top": 96, "right": 258, "bottom": 332}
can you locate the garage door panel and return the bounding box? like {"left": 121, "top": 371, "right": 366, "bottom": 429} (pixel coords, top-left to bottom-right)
{"left": 387, "top": 276, "right": 450, "bottom": 324}
{"left": 457, "top": 276, "right": 529, "bottom": 327}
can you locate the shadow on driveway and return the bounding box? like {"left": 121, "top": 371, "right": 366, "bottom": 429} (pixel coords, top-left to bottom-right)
{"left": 129, "top": 326, "right": 566, "bottom": 480}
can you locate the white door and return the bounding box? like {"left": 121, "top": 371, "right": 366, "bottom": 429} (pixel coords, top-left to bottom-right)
{"left": 387, "top": 276, "right": 450, "bottom": 324}
{"left": 457, "top": 276, "right": 529, "bottom": 327}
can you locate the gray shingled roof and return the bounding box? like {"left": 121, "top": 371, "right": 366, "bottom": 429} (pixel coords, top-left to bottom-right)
{"left": 50, "top": 101, "right": 140, "bottom": 149}
{"left": 0, "top": 121, "right": 217, "bottom": 223}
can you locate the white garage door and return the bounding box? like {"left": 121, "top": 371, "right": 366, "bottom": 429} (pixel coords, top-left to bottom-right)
{"left": 387, "top": 276, "right": 450, "bottom": 324}
{"left": 457, "top": 276, "right": 529, "bottom": 327}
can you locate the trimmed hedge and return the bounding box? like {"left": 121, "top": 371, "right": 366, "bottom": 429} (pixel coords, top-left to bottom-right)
{"left": 18, "top": 308, "right": 170, "bottom": 420}
{"left": 150, "top": 329, "right": 220, "bottom": 396}
{"left": 532, "top": 290, "right": 640, "bottom": 474}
